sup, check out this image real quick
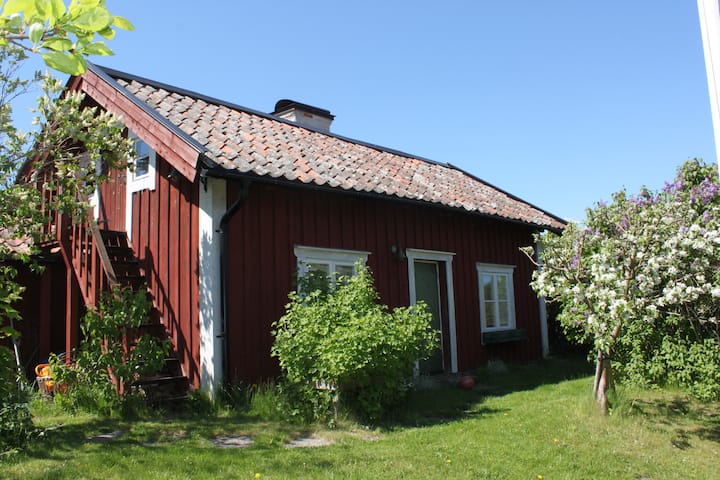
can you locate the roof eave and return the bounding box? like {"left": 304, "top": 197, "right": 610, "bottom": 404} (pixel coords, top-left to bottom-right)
{"left": 201, "top": 167, "right": 564, "bottom": 232}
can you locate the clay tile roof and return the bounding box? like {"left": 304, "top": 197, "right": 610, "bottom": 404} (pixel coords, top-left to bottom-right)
{"left": 99, "top": 66, "right": 565, "bottom": 231}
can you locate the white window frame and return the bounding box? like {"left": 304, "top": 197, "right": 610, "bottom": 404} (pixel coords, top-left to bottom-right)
{"left": 476, "top": 263, "right": 517, "bottom": 332}
{"left": 127, "top": 132, "right": 156, "bottom": 193}
{"left": 294, "top": 245, "right": 370, "bottom": 288}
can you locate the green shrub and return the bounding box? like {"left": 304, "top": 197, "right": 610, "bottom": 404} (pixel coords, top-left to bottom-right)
{"left": 51, "top": 286, "right": 169, "bottom": 416}
{"left": 272, "top": 265, "right": 437, "bottom": 422}
{"left": 0, "top": 346, "right": 34, "bottom": 451}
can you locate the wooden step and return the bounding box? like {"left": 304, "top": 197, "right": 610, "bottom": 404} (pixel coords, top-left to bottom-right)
{"left": 131, "top": 374, "right": 189, "bottom": 405}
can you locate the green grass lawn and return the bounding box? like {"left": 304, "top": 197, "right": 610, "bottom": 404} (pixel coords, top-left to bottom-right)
{"left": 3, "top": 356, "right": 718, "bottom": 479}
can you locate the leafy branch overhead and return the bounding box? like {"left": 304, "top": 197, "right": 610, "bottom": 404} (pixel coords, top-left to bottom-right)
{"left": 0, "top": 0, "right": 133, "bottom": 74}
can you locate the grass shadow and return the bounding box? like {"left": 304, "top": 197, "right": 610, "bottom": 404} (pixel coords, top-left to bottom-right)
{"left": 622, "top": 394, "right": 720, "bottom": 445}
{"left": 380, "top": 354, "right": 593, "bottom": 429}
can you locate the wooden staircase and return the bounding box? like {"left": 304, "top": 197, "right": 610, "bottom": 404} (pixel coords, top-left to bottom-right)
{"left": 53, "top": 211, "right": 189, "bottom": 403}
{"left": 33, "top": 166, "right": 189, "bottom": 404}
{"left": 96, "top": 229, "right": 189, "bottom": 404}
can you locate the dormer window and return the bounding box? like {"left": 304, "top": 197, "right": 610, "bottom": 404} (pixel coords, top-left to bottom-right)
{"left": 128, "top": 132, "right": 156, "bottom": 192}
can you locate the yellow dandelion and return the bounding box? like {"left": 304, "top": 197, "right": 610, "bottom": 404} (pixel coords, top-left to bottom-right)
{"left": 446, "top": 458, "right": 452, "bottom": 464}
{"left": 553, "top": 438, "right": 559, "bottom": 443}
{"left": 503, "top": 413, "right": 509, "bottom": 416}
{"left": 537, "top": 475, "right": 543, "bottom": 479}
{"left": 254, "top": 474, "right": 261, "bottom": 479}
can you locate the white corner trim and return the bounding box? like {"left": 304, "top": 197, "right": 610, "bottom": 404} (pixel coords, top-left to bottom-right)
{"left": 406, "top": 248, "right": 458, "bottom": 373}
{"left": 198, "top": 177, "right": 227, "bottom": 397}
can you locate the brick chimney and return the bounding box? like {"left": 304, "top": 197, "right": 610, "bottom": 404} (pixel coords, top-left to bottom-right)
{"left": 272, "top": 99, "right": 335, "bottom": 132}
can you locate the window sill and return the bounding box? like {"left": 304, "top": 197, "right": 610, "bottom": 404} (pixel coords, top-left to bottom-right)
{"left": 482, "top": 328, "right": 527, "bottom": 345}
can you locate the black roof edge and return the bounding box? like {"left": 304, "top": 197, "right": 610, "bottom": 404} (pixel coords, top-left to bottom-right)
{"left": 201, "top": 167, "right": 564, "bottom": 233}
{"left": 86, "top": 63, "right": 208, "bottom": 156}
{"left": 447, "top": 162, "right": 568, "bottom": 228}
{"left": 90, "top": 64, "right": 451, "bottom": 169}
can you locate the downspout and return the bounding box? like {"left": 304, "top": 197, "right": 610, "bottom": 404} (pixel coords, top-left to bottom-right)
{"left": 216, "top": 177, "right": 251, "bottom": 386}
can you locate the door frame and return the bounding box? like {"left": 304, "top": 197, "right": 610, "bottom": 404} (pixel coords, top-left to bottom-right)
{"left": 406, "top": 248, "right": 458, "bottom": 373}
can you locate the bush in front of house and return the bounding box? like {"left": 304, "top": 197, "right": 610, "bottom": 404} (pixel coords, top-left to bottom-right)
{"left": 272, "top": 264, "right": 438, "bottom": 422}
{"left": 50, "top": 286, "right": 169, "bottom": 416}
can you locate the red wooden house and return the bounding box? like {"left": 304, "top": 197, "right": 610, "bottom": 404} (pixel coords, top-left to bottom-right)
{"left": 14, "top": 64, "right": 565, "bottom": 394}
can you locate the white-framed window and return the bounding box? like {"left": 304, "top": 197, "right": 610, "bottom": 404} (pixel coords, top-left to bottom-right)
{"left": 294, "top": 245, "right": 370, "bottom": 291}
{"left": 476, "top": 263, "right": 516, "bottom": 332}
{"left": 127, "top": 131, "right": 156, "bottom": 193}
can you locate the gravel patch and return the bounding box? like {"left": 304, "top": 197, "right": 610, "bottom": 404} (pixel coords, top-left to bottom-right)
{"left": 211, "top": 435, "right": 255, "bottom": 448}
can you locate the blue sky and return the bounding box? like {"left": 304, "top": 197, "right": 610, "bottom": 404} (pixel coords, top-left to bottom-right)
{"left": 19, "top": 1, "right": 718, "bottom": 221}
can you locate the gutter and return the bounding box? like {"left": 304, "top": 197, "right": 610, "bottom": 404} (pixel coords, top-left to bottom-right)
{"left": 213, "top": 175, "right": 251, "bottom": 387}
{"left": 203, "top": 166, "right": 565, "bottom": 233}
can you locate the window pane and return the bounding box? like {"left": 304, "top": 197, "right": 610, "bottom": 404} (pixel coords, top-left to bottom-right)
{"left": 482, "top": 274, "right": 494, "bottom": 300}
{"left": 335, "top": 264, "right": 353, "bottom": 278}
{"left": 305, "top": 263, "right": 330, "bottom": 292}
{"left": 498, "top": 301, "right": 509, "bottom": 326}
{"left": 308, "top": 263, "right": 329, "bottom": 275}
{"left": 136, "top": 139, "right": 151, "bottom": 157}
{"left": 496, "top": 275, "right": 508, "bottom": 300}
{"left": 135, "top": 156, "right": 150, "bottom": 177}
{"left": 134, "top": 140, "right": 151, "bottom": 177}
{"left": 485, "top": 301, "right": 497, "bottom": 328}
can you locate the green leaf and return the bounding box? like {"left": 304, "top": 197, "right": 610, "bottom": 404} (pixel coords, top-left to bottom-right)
{"left": 41, "top": 50, "right": 87, "bottom": 75}
{"left": 1, "top": 0, "right": 34, "bottom": 16}
{"left": 34, "top": 0, "right": 50, "bottom": 19}
{"left": 111, "top": 15, "right": 133, "bottom": 31}
{"left": 28, "top": 21, "right": 45, "bottom": 44}
{"left": 82, "top": 41, "right": 112, "bottom": 56}
{"left": 41, "top": 36, "right": 72, "bottom": 51}
{"left": 6, "top": 12, "right": 24, "bottom": 30}
{"left": 71, "top": 6, "right": 112, "bottom": 31}
{"left": 49, "top": 0, "right": 65, "bottom": 18}
{"left": 97, "top": 25, "right": 115, "bottom": 40}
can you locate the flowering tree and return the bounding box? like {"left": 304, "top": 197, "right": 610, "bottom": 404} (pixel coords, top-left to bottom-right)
{"left": 0, "top": 0, "right": 133, "bottom": 448}
{"left": 525, "top": 160, "right": 720, "bottom": 414}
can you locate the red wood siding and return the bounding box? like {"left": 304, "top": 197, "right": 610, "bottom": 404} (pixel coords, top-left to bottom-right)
{"left": 225, "top": 181, "right": 542, "bottom": 382}
{"left": 6, "top": 259, "right": 67, "bottom": 378}
{"left": 128, "top": 154, "right": 201, "bottom": 387}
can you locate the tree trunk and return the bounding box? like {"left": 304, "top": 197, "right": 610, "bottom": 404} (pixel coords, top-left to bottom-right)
{"left": 594, "top": 353, "right": 612, "bottom": 415}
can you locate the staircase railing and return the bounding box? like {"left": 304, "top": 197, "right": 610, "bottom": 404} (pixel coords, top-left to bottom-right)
{"left": 38, "top": 167, "right": 118, "bottom": 308}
